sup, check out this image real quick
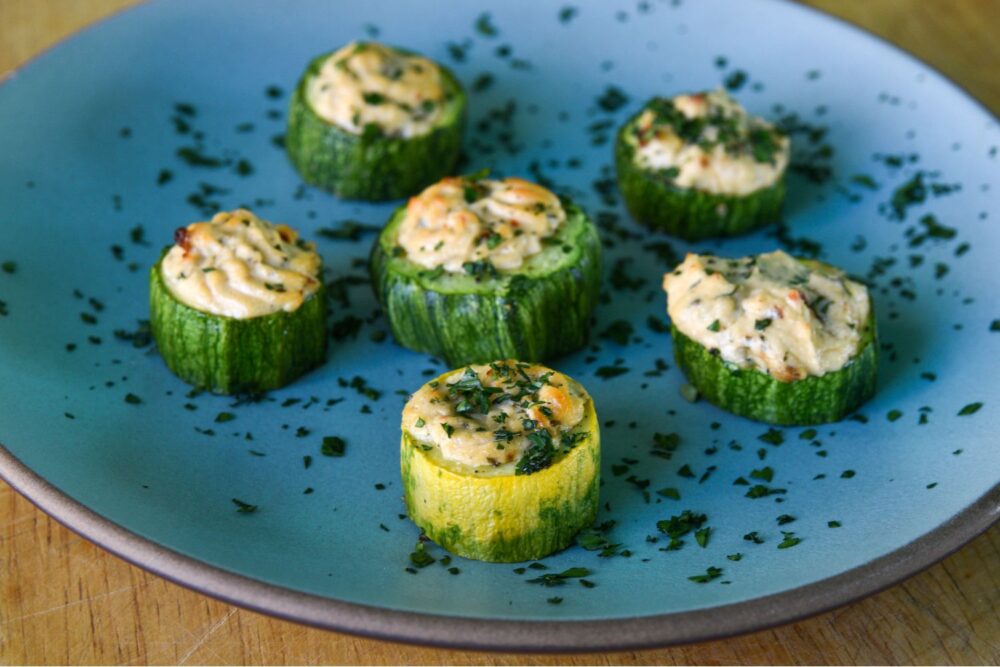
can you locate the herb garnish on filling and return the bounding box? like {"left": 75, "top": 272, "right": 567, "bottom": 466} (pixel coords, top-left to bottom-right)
{"left": 426, "top": 362, "right": 587, "bottom": 474}
{"left": 636, "top": 93, "right": 785, "bottom": 165}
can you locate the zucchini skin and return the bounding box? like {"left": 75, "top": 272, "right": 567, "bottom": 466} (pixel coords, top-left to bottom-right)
{"left": 285, "top": 52, "right": 466, "bottom": 201}
{"left": 401, "top": 374, "right": 600, "bottom": 563}
{"left": 149, "top": 256, "right": 327, "bottom": 394}
{"left": 370, "top": 200, "right": 602, "bottom": 367}
{"left": 614, "top": 115, "right": 786, "bottom": 241}
{"left": 671, "top": 311, "right": 878, "bottom": 425}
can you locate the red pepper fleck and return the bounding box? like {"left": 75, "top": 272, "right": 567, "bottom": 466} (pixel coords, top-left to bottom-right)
{"left": 174, "top": 227, "right": 191, "bottom": 252}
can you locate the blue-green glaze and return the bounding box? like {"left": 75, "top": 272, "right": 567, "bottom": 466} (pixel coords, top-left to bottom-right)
{"left": 0, "top": 0, "right": 997, "bottom": 631}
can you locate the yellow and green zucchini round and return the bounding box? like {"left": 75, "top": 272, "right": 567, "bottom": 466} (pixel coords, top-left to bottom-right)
{"left": 671, "top": 308, "right": 878, "bottom": 425}
{"left": 285, "top": 51, "right": 466, "bottom": 201}
{"left": 401, "top": 369, "right": 600, "bottom": 563}
{"left": 149, "top": 254, "right": 327, "bottom": 395}
{"left": 369, "top": 199, "right": 602, "bottom": 367}
{"left": 615, "top": 109, "right": 786, "bottom": 241}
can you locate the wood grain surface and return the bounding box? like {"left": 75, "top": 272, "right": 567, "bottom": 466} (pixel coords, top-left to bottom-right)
{"left": 1, "top": 1, "right": 998, "bottom": 664}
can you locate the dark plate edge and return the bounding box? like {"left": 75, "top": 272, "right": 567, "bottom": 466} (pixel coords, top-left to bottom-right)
{"left": 1, "top": 0, "right": 999, "bottom": 654}
{"left": 2, "top": 443, "right": 998, "bottom": 652}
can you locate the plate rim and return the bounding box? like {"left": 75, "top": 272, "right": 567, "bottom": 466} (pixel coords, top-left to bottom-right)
{"left": 2, "top": 444, "right": 998, "bottom": 652}
{"left": 2, "top": 0, "right": 999, "bottom": 652}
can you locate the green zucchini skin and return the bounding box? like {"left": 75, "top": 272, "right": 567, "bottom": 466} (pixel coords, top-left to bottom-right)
{"left": 149, "top": 256, "right": 327, "bottom": 394}
{"left": 285, "top": 52, "right": 466, "bottom": 201}
{"left": 614, "top": 114, "right": 786, "bottom": 241}
{"left": 671, "top": 311, "right": 878, "bottom": 425}
{"left": 370, "top": 200, "right": 602, "bottom": 367}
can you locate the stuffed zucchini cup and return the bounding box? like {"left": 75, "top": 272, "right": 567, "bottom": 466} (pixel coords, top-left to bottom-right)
{"left": 370, "top": 175, "right": 602, "bottom": 367}
{"left": 401, "top": 360, "right": 600, "bottom": 562}
{"left": 616, "top": 89, "right": 789, "bottom": 240}
{"left": 286, "top": 41, "right": 466, "bottom": 201}
{"left": 150, "top": 209, "right": 327, "bottom": 394}
{"left": 663, "top": 250, "right": 877, "bottom": 425}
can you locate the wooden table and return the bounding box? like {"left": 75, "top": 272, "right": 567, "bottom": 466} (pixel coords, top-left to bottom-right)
{"left": 2, "top": 1, "right": 998, "bottom": 663}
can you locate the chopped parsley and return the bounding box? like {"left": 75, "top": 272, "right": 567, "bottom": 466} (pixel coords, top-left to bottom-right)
{"left": 317, "top": 220, "right": 380, "bottom": 241}
{"left": 758, "top": 428, "right": 784, "bottom": 445}
{"left": 656, "top": 510, "right": 707, "bottom": 550}
{"left": 595, "top": 365, "right": 629, "bottom": 379}
{"left": 777, "top": 532, "right": 802, "bottom": 549}
{"left": 515, "top": 429, "right": 555, "bottom": 475}
{"left": 525, "top": 567, "right": 590, "bottom": 586}
{"left": 409, "top": 541, "right": 435, "bottom": 568}
{"left": 651, "top": 432, "right": 681, "bottom": 460}
{"left": 321, "top": 436, "right": 346, "bottom": 457}
{"left": 958, "top": 402, "right": 983, "bottom": 416}
{"left": 231, "top": 498, "right": 258, "bottom": 514}
{"left": 687, "top": 566, "right": 723, "bottom": 583}
{"left": 600, "top": 320, "right": 634, "bottom": 345}
{"left": 596, "top": 85, "right": 629, "bottom": 113}
{"left": 474, "top": 12, "right": 498, "bottom": 37}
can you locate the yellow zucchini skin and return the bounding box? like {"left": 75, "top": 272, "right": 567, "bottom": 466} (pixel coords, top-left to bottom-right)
{"left": 400, "top": 371, "right": 600, "bottom": 563}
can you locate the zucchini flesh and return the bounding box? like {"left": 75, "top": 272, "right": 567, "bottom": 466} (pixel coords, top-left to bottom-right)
{"left": 149, "top": 257, "right": 327, "bottom": 394}
{"left": 615, "top": 115, "right": 786, "bottom": 241}
{"left": 671, "top": 312, "right": 878, "bottom": 425}
{"left": 401, "top": 372, "right": 600, "bottom": 563}
{"left": 370, "top": 200, "right": 602, "bottom": 367}
{"left": 285, "top": 52, "right": 466, "bottom": 201}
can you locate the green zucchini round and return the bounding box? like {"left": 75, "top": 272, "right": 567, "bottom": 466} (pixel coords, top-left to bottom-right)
{"left": 149, "top": 254, "right": 328, "bottom": 395}
{"left": 614, "top": 109, "right": 786, "bottom": 241}
{"left": 285, "top": 49, "right": 466, "bottom": 201}
{"left": 370, "top": 199, "right": 602, "bottom": 367}
{"left": 671, "top": 309, "right": 878, "bottom": 426}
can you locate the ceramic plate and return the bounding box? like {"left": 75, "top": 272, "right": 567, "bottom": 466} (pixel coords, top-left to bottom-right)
{"left": 1, "top": 0, "right": 998, "bottom": 651}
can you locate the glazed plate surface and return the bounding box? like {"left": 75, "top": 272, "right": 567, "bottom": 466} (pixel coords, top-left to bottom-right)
{"left": 0, "top": 0, "right": 998, "bottom": 651}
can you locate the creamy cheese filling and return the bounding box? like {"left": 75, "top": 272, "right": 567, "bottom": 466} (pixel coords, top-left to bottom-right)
{"left": 663, "top": 251, "right": 870, "bottom": 381}
{"left": 626, "top": 89, "right": 790, "bottom": 196}
{"left": 403, "top": 361, "right": 588, "bottom": 470}
{"left": 396, "top": 176, "right": 566, "bottom": 273}
{"left": 161, "top": 209, "right": 321, "bottom": 319}
{"left": 306, "top": 41, "right": 447, "bottom": 138}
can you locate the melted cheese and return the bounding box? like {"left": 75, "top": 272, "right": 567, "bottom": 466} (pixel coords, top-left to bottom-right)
{"left": 662, "top": 251, "right": 870, "bottom": 381}
{"left": 161, "top": 209, "right": 321, "bottom": 319}
{"left": 626, "top": 89, "right": 790, "bottom": 196}
{"left": 306, "top": 41, "right": 446, "bottom": 138}
{"left": 396, "top": 177, "right": 566, "bottom": 272}
{"left": 402, "top": 361, "right": 587, "bottom": 470}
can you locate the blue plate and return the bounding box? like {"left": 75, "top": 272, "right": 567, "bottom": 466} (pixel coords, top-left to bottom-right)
{"left": 1, "top": 0, "right": 998, "bottom": 651}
